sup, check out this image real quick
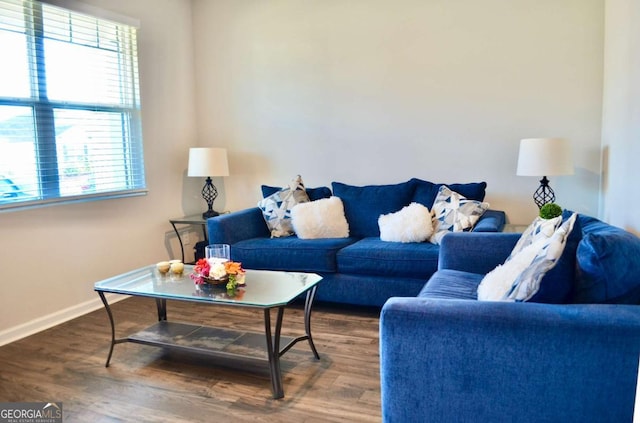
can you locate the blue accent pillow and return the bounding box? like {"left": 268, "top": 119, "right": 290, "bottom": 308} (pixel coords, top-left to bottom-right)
{"left": 332, "top": 181, "right": 414, "bottom": 238}
{"left": 262, "top": 185, "right": 332, "bottom": 201}
{"left": 572, "top": 217, "right": 640, "bottom": 304}
{"left": 409, "top": 178, "right": 487, "bottom": 209}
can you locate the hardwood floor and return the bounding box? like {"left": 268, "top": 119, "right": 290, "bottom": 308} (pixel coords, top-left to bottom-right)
{"left": 0, "top": 297, "right": 382, "bottom": 422}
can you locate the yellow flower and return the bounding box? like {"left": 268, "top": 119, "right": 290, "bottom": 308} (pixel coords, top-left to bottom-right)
{"left": 224, "top": 261, "right": 243, "bottom": 275}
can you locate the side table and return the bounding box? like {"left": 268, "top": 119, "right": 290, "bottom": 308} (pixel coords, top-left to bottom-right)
{"left": 169, "top": 215, "right": 208, "bottom": 263}
{"left": 502, "top": 224, "right": 529, "bottom": 233}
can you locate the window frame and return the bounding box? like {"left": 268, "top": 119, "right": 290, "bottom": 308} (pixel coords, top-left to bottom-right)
{"left": 0, "top": 0, "right": 146, "bottom": 212}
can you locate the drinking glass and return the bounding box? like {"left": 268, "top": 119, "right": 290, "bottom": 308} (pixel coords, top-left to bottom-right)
{"left": 205, "top": 244, "right": 230, "bottom": 263}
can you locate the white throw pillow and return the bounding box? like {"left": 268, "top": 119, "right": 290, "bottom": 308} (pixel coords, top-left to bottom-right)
{"left": 291, "top": 196, "right": 350, "bottom": 239}
{"left": 477, "top": 213, "right": 577, "bottom": 301}
{"left": 378, "top": 202, "right": 433, "bottom": 243}
{"left": 430, "top": 185, "right": 489, "bottom": 244}
{"left": 257, "top": 175, "right": 310, "bottom": 238}
{"left": 477, "top": 240, "right": 543, "bottom": 301}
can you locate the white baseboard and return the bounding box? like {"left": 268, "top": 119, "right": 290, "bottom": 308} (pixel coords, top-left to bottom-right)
{"left": 0, "top": 293, "right": 128, "bottom": 347}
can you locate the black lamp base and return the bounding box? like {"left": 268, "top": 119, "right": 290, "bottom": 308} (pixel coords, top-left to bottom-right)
{"left": 201, "top": 177, "right": 220, "bottom": 219}
{"left": 202, "top": 209, "right": 220, "bottom": 219}
{"left": 533, "top": 176, "right": 556, "bottom": 209}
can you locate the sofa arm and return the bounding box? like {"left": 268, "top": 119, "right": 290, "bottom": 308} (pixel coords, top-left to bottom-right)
{"left": 380, "top": 297, "right": 640, "bottom": 423}
{"left": 438, "top": 232, "right": 520, "bottom": 274}
{"left": 207, "top": 207, "right": 270, "bottom": 245}
{"left": 472, "top": 209, "right": 506, "bottom": 232}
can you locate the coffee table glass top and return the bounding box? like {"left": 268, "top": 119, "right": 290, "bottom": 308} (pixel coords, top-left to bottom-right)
{"left": 94, "top": 265, "right": 322, "bottom": 308}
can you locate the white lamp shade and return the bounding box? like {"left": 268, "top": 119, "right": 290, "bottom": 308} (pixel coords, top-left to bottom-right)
{"left": 187, "top": 147, "right": 229, "bottom": 177}
{"left": 516, "top": 138, "right": 574, "bottom": 176}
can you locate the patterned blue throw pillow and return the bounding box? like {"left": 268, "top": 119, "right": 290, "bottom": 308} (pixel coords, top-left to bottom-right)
{"left": 477, "top": 213, "right": 577, "bottom": 302}
{"left": 257, "top": 175, "right": 309, "bottom": 237}
{"left": 410, "top": 178, "right": 487, "bottom": 209}
{"left": 261, "top": 184, "right": 332, "bottom": 201}
{"left": 429, "top": 185, "right": 489, "bottom": 244}
{"left": 507, "top": 215, "right": 563, "bottom": 260}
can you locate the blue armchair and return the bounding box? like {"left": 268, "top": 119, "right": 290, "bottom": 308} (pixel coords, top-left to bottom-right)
{"left": 380, "top": 214, "right": 640, "bottom": 422}
{"left": 381, "top": 298, "right": 640, "bottom": 422}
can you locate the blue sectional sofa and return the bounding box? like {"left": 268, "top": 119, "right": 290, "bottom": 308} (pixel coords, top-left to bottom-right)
{"left": 207, "top": 178, "right": 505, "bottom": 307}
{"left": 380, "top": 213, "right": 640, "bottom": 422}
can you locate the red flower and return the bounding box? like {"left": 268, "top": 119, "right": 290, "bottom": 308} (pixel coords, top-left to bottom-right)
{"left": 193, "top": 258, "right": 210, "bottom": 275}
{"left": 190, "top": 258, "right": 211, "bottom": 285}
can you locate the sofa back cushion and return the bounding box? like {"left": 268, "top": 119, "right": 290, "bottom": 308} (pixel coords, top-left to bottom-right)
{"left": 332, "top": 181, "right": 414, "bottom": 238}
{"left": 572, "top": 215, "right": 640, "bottom": 304}
{"left": 409, "top": 178, "right": 487, "bottom": 209}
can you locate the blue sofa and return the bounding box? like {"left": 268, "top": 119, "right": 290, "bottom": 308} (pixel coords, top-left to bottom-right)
{"left": 207, "top": 178, "right": 506, "bottom": 307}
{"left": 380, "top": 213, "right": 640, "bottom": 422}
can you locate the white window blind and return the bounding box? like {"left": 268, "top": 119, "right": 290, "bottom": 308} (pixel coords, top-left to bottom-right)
{"left": 0, "top": 0, "right": 146, "bottom": 211}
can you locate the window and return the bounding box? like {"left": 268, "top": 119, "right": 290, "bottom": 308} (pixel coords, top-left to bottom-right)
{"left": 0, "top": 0, "right": 145, "bottom": 211}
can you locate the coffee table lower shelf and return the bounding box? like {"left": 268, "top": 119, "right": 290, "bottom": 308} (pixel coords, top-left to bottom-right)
{"left": 95, "top": 269, "right": 322, "bottom": 399}
{"left": 127, "top": 321, "right": 294, "bottom": 362}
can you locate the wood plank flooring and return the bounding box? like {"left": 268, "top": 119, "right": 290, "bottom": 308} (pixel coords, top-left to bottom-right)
{"left": 0, "top": 297, "right": 382, "bottom": 422}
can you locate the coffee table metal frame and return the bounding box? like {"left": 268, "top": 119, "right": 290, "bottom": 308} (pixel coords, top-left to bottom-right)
{"left": 94, "top": 266, "right": 321, "bottom": 399}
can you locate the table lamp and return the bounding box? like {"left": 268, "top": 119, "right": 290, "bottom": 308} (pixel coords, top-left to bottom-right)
{"left": 516, "top": 138, "right": 573, "bottom": 209}
{"left": 188, "top": 147, "right": 229, "bottom": 218}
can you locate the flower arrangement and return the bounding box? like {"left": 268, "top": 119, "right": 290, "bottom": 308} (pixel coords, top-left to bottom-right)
{"left": 190, "top": 258, "right": 246, "bottom": 293}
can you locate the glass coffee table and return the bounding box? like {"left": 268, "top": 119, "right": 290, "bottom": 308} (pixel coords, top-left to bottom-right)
{"left": 94, "top": 265, "right": 322, "bottom": 399}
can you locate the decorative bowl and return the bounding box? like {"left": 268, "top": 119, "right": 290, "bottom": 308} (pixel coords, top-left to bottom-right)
{"left": 202, "top": 275, "right": 229, "bottom": 286}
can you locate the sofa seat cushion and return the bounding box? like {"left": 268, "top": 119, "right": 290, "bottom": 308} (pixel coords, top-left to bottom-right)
{"left": 231, "top": 236, "right": 359, "bottom": 273}
{"left": 418, "top": 269, "right": 483, "bottom": 300}
{"left": 336, "top": 237, "right": 440, "bottom": 278}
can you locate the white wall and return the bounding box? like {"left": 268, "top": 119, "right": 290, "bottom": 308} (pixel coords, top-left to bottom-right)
{"left": 601, "top": 0, "right": 640, "bottom": 235}
{"left": 0, "top": 0, "right": 613, "bottom": 343}
{"left": 0, "top": 0, "right": 198, "bottom": 342}
{"left": 192, "top": 0, "right": 604, "bottom": 224}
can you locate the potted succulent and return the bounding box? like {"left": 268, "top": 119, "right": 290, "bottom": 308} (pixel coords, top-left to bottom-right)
{"left": 539, "top": 202, "right": 563, "bottom": 219}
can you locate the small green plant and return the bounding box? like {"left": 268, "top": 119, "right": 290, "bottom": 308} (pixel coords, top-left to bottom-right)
{"left": 539, "top": 203, "right": 562, "bottom": 219}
